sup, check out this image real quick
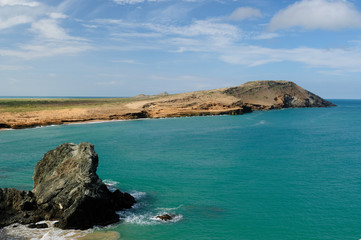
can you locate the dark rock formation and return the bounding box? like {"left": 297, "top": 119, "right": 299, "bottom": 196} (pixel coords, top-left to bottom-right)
{"left": 0, "top": 188, "right": 40, "bottom": 228}
{"left": 156, "top": 214, "right": 174, "bottom": 221}
{"left": 0, "top": 143, "right": 136, "bottom": 230}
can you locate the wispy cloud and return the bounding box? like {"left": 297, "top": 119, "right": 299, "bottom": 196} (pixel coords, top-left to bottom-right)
{"left": 220, "top": 46, "right": 361, "bottom": 72}
{"left": 269, "top": 0, "right": 361, "bottom": 31}
{"left": 31, "top": 19, "right": 70, "bottom": 40}
{"left": 228, "top": 7, "right": 262, "bottom": 21}
{"left": 112, "top": 59, "right": 140, "bottom": 64}
{"left": 0, "top": 15, "right": 32, "bottom": 30}
{"left": 0, "top": 0, "right": 90, "bottom": 59}
{"left": 113, "top": 0, "right": 165, "bottom": 4}
{"left": 0, "top": 42, "right": 91, "bottom": 59}
{"left": 0, "top": 0, "right": 40, "bottom": 7}
{"left": 93, "top": 13, "right": 361, "bottom": 72}
{"left": 0, "top": 64, "right": 32, "bottom": 71}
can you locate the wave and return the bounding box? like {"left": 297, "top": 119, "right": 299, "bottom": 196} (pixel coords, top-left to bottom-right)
{"left": 118, "top": 210, "right": 183, "bottom": 226}
{"left": 3, "top": 221, "right": 121, "bottom": 240}
{"left": 103, "top": 179, "right": 120, "bottom": 192}
{"left": 4, "top": 221, "right": 91, "bottom": 240}
{"left": 3, "top": 189, "right": 182, "bottom": 239}
{"left": 130, "top": 190, "right": 147, "bottom": 201}
{"left": 117, "top": 193, "right": 183, "bottom": 226}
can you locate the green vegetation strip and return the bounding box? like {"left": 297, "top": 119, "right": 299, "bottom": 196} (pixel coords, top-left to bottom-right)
{"left": 0, "top": 98, "right": 134, "bottom": 113}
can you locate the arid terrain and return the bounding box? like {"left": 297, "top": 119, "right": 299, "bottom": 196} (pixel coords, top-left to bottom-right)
{"left": 0, "top": 81, "right": 335, "bottom": 130}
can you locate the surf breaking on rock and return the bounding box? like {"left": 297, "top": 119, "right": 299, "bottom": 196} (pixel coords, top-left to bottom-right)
{"left": 0, "top": 143, "right": 136, "bottom": 230}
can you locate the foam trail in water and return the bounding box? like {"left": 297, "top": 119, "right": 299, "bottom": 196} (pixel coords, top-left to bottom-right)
{"left": 117, "top": 191, "right": 183, "bottom": 225}
{"left": 4, "top": 221, "right": 121, "bottom": 240}
{"left": 4, "top": 221, "right": 91, "bottom": 240}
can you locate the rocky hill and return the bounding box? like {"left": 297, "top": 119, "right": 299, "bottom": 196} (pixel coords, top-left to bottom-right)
{"left": 126, "top": 80, "right": 335, "bottom": 118}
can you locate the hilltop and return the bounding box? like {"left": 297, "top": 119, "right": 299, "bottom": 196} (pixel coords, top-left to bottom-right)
{"left": 0, "top": 81, "right": 335, "bottom": 129}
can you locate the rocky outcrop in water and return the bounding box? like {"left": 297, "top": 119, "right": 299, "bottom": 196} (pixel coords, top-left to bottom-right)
{"left": 0, "top": 143, "right": 135, "bottom": 230}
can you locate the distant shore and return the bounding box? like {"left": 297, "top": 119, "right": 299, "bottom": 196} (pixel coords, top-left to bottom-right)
{"left": 0, "top": 81, "right": 335, "bottom": 130}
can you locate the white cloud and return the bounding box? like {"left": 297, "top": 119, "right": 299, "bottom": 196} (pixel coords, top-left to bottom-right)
{"left": 0, "top": 16, "right": 32, "bottom": 30}
{"left": 113, "top": 0, "right": 165, "bottom": 4}
{"left": 96, "top": 80, "right": 124, "bottom": 86}
{"left": 94, "top": 15, "right": 361, "bottom": 72}
{"left": 112, "top": 59, "right": 139, "bottom": 64}
{"left": 97, "top": 18, "right": 242, "bottom": 47}
{"left": 269, "top": 0, "right": 361, "bottom": 31}
{"left": 229, "top": 7, "right": 262, "bottom": 21}
{"left": 0, "top": 0, "right": 90, "bottom": 59}
{"left": 30, "top": 19, "right": 70, "bottom": 40}
{"left": 0, "top": 42, "right": 92, "bottom": 59}
{"left": 48, "top": 12, "right": 68, "bottom": 19}
{"left": 0, "top": 65, "right": 32, "bottom": 71}
{"left": 0, "top": 0, "right": 40, "bottom": 7}
{"left": 113, "top": 0, "right": 144, "bottom": 4}
{"left": 252, "top": 32, "right": 280, "bottom": 40}
{"left": 220, "top": 45, "right": 361, "bottom": 72}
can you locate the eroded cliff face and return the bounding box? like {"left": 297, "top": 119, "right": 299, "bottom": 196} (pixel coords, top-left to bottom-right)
{"left": 0, "top": 143, "right": 135, "bottom": 230}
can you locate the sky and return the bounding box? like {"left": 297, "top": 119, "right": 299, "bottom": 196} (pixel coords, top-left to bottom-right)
{"left": 1, "top": 0, "right": 361, "bottom": 98}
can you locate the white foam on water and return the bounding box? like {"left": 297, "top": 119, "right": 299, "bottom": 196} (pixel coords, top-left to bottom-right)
{"left": 130, "top": 190, "right": 147, "bottom": 201}
{"left": 4, "top": 221, "right": 121, "bottom": 240}
{"left": 4, "top": 221, "right": 91, "bottom": 240}
{"left": 117, "top": 199, "right": 183, "bottom": 226}
{"left": 155, "top": 205, "right": 183, "bottom": 212}
{"left": 34, "top": 125, "right": 57, "bottom": 129}
{"left": 103, "top": 179, "right": 120, "bottom": 192}
{"left": 149, "top": 214, "right": 183, "bottom": 223}
{"left": 69, "top": 119, "right": 126, "bottom": 126}
{"left": 118, "top": 211, "right": 183, "bottom": 226}
{"left": 253, "top": 120, "right": 266, "bottom": 126}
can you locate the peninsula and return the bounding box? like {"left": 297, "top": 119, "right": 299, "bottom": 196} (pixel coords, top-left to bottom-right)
{"left": 0, "top": 81, "right": 335, "bottom": 130}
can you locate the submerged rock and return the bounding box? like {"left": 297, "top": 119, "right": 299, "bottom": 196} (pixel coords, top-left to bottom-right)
{"left": 0, "top": 143, "right": 136, "bottom": 230}
{"left": 156, "top": 214, "right": 174, "bottom": 221}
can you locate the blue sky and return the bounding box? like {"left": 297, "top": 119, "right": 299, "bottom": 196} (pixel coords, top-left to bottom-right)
{"left": 1, "top": 0, "right": 361, "bottom": 98}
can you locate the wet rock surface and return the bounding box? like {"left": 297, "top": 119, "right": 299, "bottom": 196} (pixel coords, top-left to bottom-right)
{"left": 0, "top": 143, "right": 136, "bottom": 230}
{"left": 156, "top": 214, "right": 174, "bottom": 221}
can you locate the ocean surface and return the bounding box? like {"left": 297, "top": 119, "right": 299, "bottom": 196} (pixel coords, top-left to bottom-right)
{"left": 0, "top": 99, "right": 361, "bottom": 240}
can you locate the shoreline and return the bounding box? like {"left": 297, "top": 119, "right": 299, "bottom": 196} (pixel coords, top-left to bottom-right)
{"left": 0, "top": 81, "right": 336, "bottom": 131}
{"left": 0, "top": 110, "right": 251, "bottom": 131}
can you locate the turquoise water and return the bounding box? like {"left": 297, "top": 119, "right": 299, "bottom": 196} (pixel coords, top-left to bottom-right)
{"left": 1, "top": 100, "right": 361, "bottom": 240}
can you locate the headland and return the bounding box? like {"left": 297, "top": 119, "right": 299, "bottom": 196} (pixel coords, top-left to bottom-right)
{"left": 0, "top": 81, "right": 335, "bottom": 130}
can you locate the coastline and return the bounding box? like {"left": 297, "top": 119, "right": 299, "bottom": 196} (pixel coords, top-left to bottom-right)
{"left": 0, "top": 81, "right": 335, "bottom": 131}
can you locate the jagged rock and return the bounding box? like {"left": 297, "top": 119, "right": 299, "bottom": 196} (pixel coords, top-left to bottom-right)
{"left": 0, "top": 143, "right": 136, "bottom": 230}
{"left": 0, "top": 188, "right": 40, "bottom": 228}
{"left": 156, "top": 214, "right": 174, "bottom": 221}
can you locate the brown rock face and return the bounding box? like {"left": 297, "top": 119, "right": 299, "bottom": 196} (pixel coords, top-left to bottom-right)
{"left": 0, "top": 143, "right": 136, "bottom": 230}
{"left": 223, "top": 81, "right": 335, "bottom": 108}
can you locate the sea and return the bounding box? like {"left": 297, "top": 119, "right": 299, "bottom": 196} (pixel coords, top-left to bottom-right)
{"left": 0, "top": 99, "right": 360, "bottom": 240}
